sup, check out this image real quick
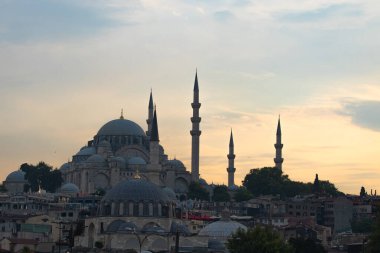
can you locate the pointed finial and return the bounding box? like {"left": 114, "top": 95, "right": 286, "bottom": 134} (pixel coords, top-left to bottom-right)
{"left": 150, "top": 106, "right": 159, "bottom": 141}
{"left": 276, "top": 115, "right": 281, "bottom": 135}
{"left": 194, "top": 69, "right": 199, "bottom": 91}
{"left": 149, "top": 89, "right": 153, "bottom": 109}
{"left": 229, "top": 129, "right": 234, "bottom": 147}
{"left": 120, "top": 108, "right": 124, "bottom": 119}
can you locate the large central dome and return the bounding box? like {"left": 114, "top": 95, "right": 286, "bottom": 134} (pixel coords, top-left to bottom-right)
{"left": 97, "top": 118, "right": 145, "bottom": 136}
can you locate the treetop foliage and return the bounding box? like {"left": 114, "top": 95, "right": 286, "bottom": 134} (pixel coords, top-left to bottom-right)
{"left": 212, "top": 185, "right": 230, "bottom": 202}
{"left": 20, "top": 161, "right": 63, "bottom": 193}
{"left": 243, "top": 167, "right": 343, "bottom": 198}
{"left": 188, "top": 182, "right": 210, "bottom": 201}
{"left": 227, "top": 227, "right": 293, "bottom": 253}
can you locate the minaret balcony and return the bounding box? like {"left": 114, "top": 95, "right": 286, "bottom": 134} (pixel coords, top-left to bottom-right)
{"left": 274, "top": 158, "right": 284, "bottom": 163}
{"left": 227, "top": 167, "right": 236, "bottom": 173}
{"left": 191, "top": 102, "right": 201, "bottom": 109}
{"left": 190, "top": 130, "right": 201, "bottom": 136}
{"left": 191, "top": 117, "right": 202, "bottom": 123}
{"left": 227, "top": 154, "right": 236, "bottom": 159}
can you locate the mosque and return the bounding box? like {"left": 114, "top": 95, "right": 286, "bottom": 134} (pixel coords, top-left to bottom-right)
{"left": 4, "top": 71, "right": 284, "bottom": 197}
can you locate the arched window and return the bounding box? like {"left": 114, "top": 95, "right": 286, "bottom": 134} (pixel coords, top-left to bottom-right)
{"left": 148, "top": 203, "right": 153, "bottom": 216}
{"left": 139, "top": 203, "right": 144, "bottom": 216}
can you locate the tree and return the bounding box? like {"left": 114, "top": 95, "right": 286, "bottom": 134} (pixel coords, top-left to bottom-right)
{"left": 21, "top": 247, "right": 31, "bottom": 253}
{"left": 288, "top": 237, "right": 327, "bottom": 253}
{"left": 212, "top": 185, "right": 230, "bottom": 202}
{"left": 243, "top": 167, "right": 288, "bottom": 197}
{"left": 187, "top": 182, "right": 209, "bottom": 201}
{"left": 95, "top": 241, "right": 104, "bottom": 249}
{"left": 243, "top": 167, "right": 342, "bottom": 198}
{"left": 366, "top": 207, "right": 380, "bottom": 253}
{"left": 234, "top": 187, "right": 252, "bottom": 202}
{"left": 360, "top": 186, "right": 367, "bottom": 197}
{"left": 227, "top": 226, "right": 293, "bottom": 253}
{"left": 20, "top": 161, "right": 63, "bottom": 192}
{"left": 351, "top": 217, "right": 374, "bottom": 233}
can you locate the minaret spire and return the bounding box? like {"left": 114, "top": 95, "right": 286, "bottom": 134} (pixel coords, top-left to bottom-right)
{"left": 191, "top": 70, "right": 201, "bottom": 181}
{"left": 227, "top": 129, "right": 236, "bottom": 189}
{"left": 151, "top": 106, "right": 159, "bottom": 142}
{"left": 274, "top": 116, "right": 284, "bottom": 170}
{"left": 146, "top": 89, "right": 154, "bottom": 136}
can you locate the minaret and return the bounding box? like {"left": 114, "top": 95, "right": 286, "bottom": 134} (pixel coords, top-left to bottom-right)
{"left": 274, "top": 116, "right": 284, "bottom": 170}
{"left": 147, "top": 106, "right": 162, "bottom": 185}
{"left": 146, "top": 90, "right": 154, "bottom": 136}
{"left": 227, "top": 130, "right": 236, "bottom": 188}
{"left": 190, "top": 70, "right": 201, "bottom": 181}
{"left": 150, "top": 106, "right": 160, "bottom": 165}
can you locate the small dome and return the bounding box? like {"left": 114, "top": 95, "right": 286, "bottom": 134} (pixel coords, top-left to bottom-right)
{"left": 167, "top": 159, "right": 185, "bottom": 170}
{"left": 102, "top": 179, "right": 169, "bottom": 203}
{"left": 199, "top": 178, "right": 208, "bottom": 186}
{"left": 128, "top": 157, "right": 146, "bottom": 165}
{"left": 6, "top": 170, "right": 26, "bottom": 182}
{"left": 75, "top": 146, "right": 96, "bottom": 156}
{"left": 198, "top": 220, "right": 246, "bottom": 238}
{"left": 86, "top": 154, "right": 107, "bottom": 164}
{"left": 59, "top": 163, "right": 70, "bottom": 172}
{"left": 162, "top": 187, "right": 177, "bottom": 200}
{"left": 60, "top": 183, "right": 80, "bottom": 194}
{"left": 97, "top": 118, "right": 145, "bottom": 136}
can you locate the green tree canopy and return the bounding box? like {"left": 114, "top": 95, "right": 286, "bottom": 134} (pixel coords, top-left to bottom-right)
{"left": 212, "top": 185, "right": 230, "bottom": 202}
{"left": 227, "top": 226, "right": 293, "bottom": 253}
{"left": 233, "top": 187, "right": 252, "bottom": 202}
{"left": 243, "top": 167, "right": 342, "bottom": 198}
{"left": 366, "top": 206, "right": 380, "bottom": 253}
{"left": 20, "top": 161, "right": 63, "bottom": 193}
{"left": 360, "top": 186, "right": 367, "bottom": 197}
{"left": 288, "top": 237, "right": 327, "bottom": 253}
{"left": 188, "top": 182, "right": 209, "bottom": 201}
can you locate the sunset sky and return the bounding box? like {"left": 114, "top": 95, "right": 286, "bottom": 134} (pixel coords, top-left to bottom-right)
{"left": 1, "top": 0, "right": 380, "bottom": 194}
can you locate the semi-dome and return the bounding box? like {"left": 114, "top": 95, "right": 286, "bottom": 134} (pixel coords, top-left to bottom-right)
{"left": 162, "top": 187, "right": 177, "bottom": 200}
{"left": 60, "top": 183, "right": 80, "bottom": 194}
{"left": 86, "top": 154, "right": 107, "bottom": 164}
{"left": 167, "top": 159, "right": 185, "bottom": 170}
{"left": 102, "top": 179, "right": 169, "bottom": 203}
{"left": 97, "top": 118, "right": 145, "bottom": 136}
{"left": 198, "top": 220, "right": 246, "bottom": 238}
{"left": 59, "top": 163, "right": 70, "bottom": 172}
{"left": 75, "top": 146, "right": 96, "bottom": 156}
{"left": 5, "top": 170, "right": 26, "bottom": 182}
{"left": 128, "top": 157, "right": 146, "bottom": 165}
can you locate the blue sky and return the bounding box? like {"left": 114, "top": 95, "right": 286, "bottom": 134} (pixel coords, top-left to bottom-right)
{"left": 1, "top": 0, "right": 380, "bottom": 193}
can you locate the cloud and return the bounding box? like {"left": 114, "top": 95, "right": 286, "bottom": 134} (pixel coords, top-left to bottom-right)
{"left": 340, "top": 100, "right": 380, "bottom": 131}
{"left": 0, "top": 0, "right": 121, "bottom": 42}
{"left": 214, "top": 10, "right": 234, "bottom": 22}
{"left": 278, "top": 3, "right": 363, "bottom": 23}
